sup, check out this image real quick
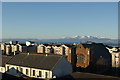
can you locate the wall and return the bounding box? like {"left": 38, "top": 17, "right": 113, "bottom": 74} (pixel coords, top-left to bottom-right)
{"left": 5, "top": 64, "right": 52, "bottom": 79}
{"left": 30, "top": 68, "right": 52, "bottom": 79}
{"left": 52, "top": 56, "right": 73, "bottom": 78}
{"left": 76, "top": 44, "right": 90, "bottom": 68}
{"left": 112, "top": 53, "right": 120, "bottom": 67}
{"left": 0, "top": 66, "right": 5, "bottom": 73}
{"left": 37, "top": 44, "right": 45, "bottom": 53}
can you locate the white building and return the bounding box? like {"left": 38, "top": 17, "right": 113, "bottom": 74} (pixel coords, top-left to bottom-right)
{"left": 5, "top": 53, "right": 73, "bottom": 79}
{"left": 37, "top": 44, "right": 46, "bottom": 53}
{"left": 52, "top": 45, "right": 62, "bottom": 55}
{"left": 106, "top": 47, "right": 120, "bottom": 67}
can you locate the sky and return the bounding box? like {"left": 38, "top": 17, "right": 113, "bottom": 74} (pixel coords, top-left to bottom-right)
{"left": 2, "top": 2, "right": 118, "bottom": 39}
{"left": 0, "top": 1, "right": 2, "bottom": 41}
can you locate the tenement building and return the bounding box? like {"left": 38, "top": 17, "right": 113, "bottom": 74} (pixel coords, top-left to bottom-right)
{"left": 76, "top": 42, "right": 111, "bottom": 72}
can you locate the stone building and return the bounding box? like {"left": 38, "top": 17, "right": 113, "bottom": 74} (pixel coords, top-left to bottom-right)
{"left": 76, "top": 42, "right": 111, "bottom": 72}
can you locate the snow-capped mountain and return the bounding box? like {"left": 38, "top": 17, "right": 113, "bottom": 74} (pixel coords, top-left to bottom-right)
{"left": 1, "top": 36, "right": 118, "bottom": 44}
{"left": 63, "top": 35, "right": 102, "bottom": 39}
{"left": 38, "top": 35, "right": 117, "bottom": 44}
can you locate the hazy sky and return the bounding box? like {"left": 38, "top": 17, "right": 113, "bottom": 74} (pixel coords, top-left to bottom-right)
{"left": 2, "top": 2, "right": 118, "bottom": 39}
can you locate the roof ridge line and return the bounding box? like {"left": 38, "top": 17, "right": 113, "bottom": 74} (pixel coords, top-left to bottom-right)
{"left": 51, "top": 56, "right": 63, "bottom": 71}
{"left": 6, "top": 56, "right": 14, "bottom": 64}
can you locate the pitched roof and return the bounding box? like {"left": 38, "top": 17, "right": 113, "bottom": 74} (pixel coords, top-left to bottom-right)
{"left": 82, "top": 44, "right": 92, "bottom": 48}
{"left": 6, "top": 53, "right": 63, "bottom": 70}
{"left": 19, "top": 43, "right": 26, "bottom": 46}
{"left": 42, "top": 43, "right": 52, "bottom": 46}
{"left": 2, "top": 56, "right": 13, "bottom": 67}
{"left": 52, "top": 44, "right": 61, "bottom": 47}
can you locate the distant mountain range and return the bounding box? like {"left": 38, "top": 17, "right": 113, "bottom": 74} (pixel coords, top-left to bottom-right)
{"left": 1, "top": 36, "right": 118, "bottom": 45}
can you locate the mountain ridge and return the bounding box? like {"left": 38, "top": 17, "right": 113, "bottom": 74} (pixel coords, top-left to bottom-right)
{"left": 1, "top": 36, "right": 118, "bottom": 44}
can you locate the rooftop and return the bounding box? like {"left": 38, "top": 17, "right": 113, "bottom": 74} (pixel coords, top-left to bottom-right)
{"left": 7, "top": 53, "right": 63, "bottom": 70}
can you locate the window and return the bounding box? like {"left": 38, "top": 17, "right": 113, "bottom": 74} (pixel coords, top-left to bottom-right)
{"left": 115, "top": 56, "right": 119, "bottom": 58}
{"left": 45, "top": 72, "right": 48, "bottom": 78}
{"left": 7, "top": 66, "right": 9, "bottom": 71}
{"left": 20, "top": 68, "right": 23, "bottom": 73}
{"left": 116, "top": 61, "right": 119, "bottom": 64}
{"left": 26, "top": 69, "right": 28, "bottom": 75}
{"left": 33, "top": 70, "right": 35, "bottom": 76}
{"left": 39, "top": 71, "right": 42, "bottom": 77}
{"left": 16, "top": 67, "right": 19, "bottom": 73}
{"left": 77, "top": 54, "right": 85, "bottom": 62}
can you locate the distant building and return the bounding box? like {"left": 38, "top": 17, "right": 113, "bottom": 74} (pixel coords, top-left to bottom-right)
{"left": 52, "top": 44, "right": 62, "bottom": 55}
{"left": 9, "top": 41, "right": 18, "bottom": 45}
{"left": 5, "top": 53, "right": 73, "bottom": 79}
{"left": 76, "top": 42, "right": 111, "bottom": 72}
{"left": 37, "top": 43, "right": 76, "bottom": 68}
{"left": 26, "top": 41, "right": 35, "bottom": 46}
{"left": 76, "top": 44, "right": 90, "bottom": 68}
{"left": 37, "top": 44, "right": 46, "bottom": 53}
{"left": 6, "top": 44, "right": 12, "bottom": 55}
{"left": 0, "top": 41, "right": 19, "bottom": 55}
{"left": 45, "top": 45, "right": 54, "bottom": 54}
{"left": 0, "top": 43, "right": 6, "bottom": 54}
{"left": 11, "top": 44, "right": 19, "bottom": 53}
{"left": 18, "top": 44, "right": 27, "bottom": 53}
{"left": 27, "top": 45, "right": 37, "bottom": 53}
{"left": 106, "top": 47, "right": 120, "bottom": 68}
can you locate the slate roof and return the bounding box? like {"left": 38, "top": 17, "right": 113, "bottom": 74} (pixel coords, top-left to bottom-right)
{"left": 63, "top": 44, "right": 75, "bottom": 47}
{"left": 6, "top": 53, "right": 63, "bottom": 70}
{"left": 42, "top": 43, "right": 52, "bottom": 46}
{"left": 82, "top": 44, "right": 92, "bottom": 48}
{"left": 1, "top": 56, "right": 13, "bottom": 67}
{"left": 52, "top": 44, "right": 61, "bottom": 47}
{"left": 19, "top": 43, "right": 26, "bottom": 46}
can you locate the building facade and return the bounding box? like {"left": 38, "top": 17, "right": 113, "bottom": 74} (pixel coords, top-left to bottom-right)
{"left": 106, "top": 47, "right": 120, "bottom": 67}
{"left": 5, "top": 53, "right": 73, "bottom": 79}
{"left": 76, "top": 42, "right": 111, "bottom": 72}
